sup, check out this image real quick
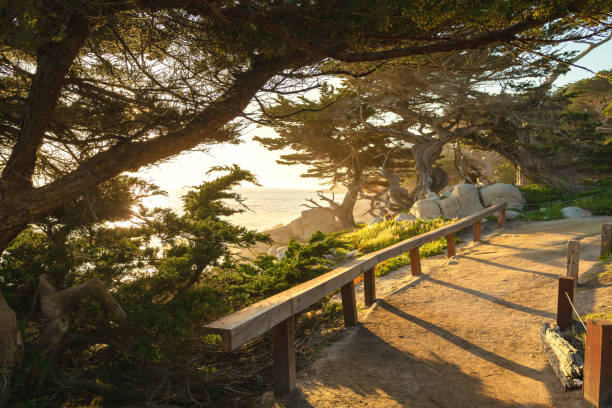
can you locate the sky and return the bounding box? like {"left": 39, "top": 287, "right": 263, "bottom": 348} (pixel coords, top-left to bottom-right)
{"left": 136, "top": 40, "right": 612, "bottom": 193}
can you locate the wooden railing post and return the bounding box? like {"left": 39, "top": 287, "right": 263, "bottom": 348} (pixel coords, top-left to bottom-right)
{"left": 602, "top": 223, "right": 612, "bottom": 256}
{"left": 584, "top": 319, "right": 612, "bottom": 407}
{"left": 409, "top": 247, "right": 421, "bottom": 276}
{"left": 473, "top": 220, "right": 482, "bottom": 242}
{"left": 363, "top": 268, "right": 375, "bottom": 306}
{"left": 498, "top": 208, "right": 505, "bottom": 228}
{"left": 556, "top": 276, "right": 575, "bottom": 331}
{"left": 340, "top": 281, "right": 357, "bottom": 326}
{"left": 272, "top": 316, "right": 296, "bottom": 395}
{"left": 567, "top": 240, "right": 580, "bottom": 285}
{"left": 446, "top": 233, "right": 455, "bottom": 258}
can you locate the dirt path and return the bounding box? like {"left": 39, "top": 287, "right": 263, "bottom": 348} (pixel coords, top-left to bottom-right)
{"left": 279, "top": 217, "right": 612, "bottom": 407}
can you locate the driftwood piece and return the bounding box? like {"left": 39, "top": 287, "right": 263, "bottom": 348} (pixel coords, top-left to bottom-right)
{"left": 35, "top": 274, "right": 127, "bottom": 353}
{"left": 540, "top": 323, "right": 584, "bottom": 389}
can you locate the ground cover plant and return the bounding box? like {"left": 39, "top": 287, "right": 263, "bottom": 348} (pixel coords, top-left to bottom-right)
{"left": 518, "top": 183, "right": 612, "bottom": 221}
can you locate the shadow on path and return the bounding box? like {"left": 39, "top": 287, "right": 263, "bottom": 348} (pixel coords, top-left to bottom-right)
{"left": 459, "top": 255, "right": 559, "bottom": 279}
{"left": 378, "top": 301, "right": 542, "bottom": 379}
{"left": 282, "top": 323, "right": 547, "bottom": 408}
{"left": 421, "top": 275, "right": 556, "bottom": 319}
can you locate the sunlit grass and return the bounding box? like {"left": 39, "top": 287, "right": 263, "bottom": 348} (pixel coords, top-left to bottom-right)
{"left": 342, "top": 218, "right": 451, "bottom": 253}
{"left": 339, "top": 218, "right": 457, "bottom": 277}
{"left": 374, "top": 238, "right": 451, "bottom": 277}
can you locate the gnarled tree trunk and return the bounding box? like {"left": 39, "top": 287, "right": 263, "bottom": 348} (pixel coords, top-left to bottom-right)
{"left": 411, "top": 140, "right": 448, "bottom": 198}
{"left": 0, "top": 291, "right": 22, "bottom": 406}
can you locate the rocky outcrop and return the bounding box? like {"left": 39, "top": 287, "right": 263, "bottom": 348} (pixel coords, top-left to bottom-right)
{"left": 263, "top": 207, "right": 339, "bottom": 244}
{"left": 450, "top": 183, "right": 483, "bottom": 218}
{"left": 410, "top": 199, "right": 442, "bottom": 220}
{"left": 438, "top": 196, "right": 461, "bottom": 219}
{"left": 480, "top": 183, "right": 524, "bottom": 209}
{"left": 301, "top": 208, "right": 339, "bottom": 239}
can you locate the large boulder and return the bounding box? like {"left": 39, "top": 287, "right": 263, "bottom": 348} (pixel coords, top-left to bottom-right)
{"left": 438, "top": 196, "right": 461, "bottom": 219}
{"left": 450, "top": 183, "right": 483, "bottom": 217}
{"left": 410, "top": 199, "right": 442, "bottom": 220}
{"left": 562, "top": 206, "right": 592, "bottom": 218}
{"left": 300, "top": 208, "right": 339, "bottom": 239}
{"left": 479, "top": 183, "right": 524, "bottom": 209}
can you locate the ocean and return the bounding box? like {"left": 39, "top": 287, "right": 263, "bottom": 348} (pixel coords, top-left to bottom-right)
{"left": 151, "top": 187, "right": 345, "bottom": 231}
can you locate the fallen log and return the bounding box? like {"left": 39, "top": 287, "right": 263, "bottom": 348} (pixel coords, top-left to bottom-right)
{"left": 540, "top": 323, "right": 583, "bottom": 389}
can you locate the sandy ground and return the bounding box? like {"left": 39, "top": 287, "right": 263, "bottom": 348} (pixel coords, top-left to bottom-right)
{"left": 276, "top": 216, "right": 612, "bottom": 408}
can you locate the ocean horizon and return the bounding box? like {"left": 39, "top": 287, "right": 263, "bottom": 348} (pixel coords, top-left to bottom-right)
{"left": 146, "top": 187, "right": 346, "bottom": 231}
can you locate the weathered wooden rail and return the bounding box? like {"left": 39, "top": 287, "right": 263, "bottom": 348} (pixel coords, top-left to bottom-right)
{"left": 203, "top": 202, "right": 507, "bottom": 394}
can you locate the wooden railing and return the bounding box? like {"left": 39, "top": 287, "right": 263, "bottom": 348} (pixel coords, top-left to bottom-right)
{"left": 203, "top": 202, "right": 507, "bottom": 394}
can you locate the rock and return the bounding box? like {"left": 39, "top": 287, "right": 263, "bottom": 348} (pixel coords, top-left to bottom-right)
{"left": 450, "top": 183, "right": 483, "bottom": 217}
{"left": 447, "top": 255, "right": 458, "bottom": 265}
{"left": 323, "top": 253, "right": 334, "bottom": 260}
{"left": 300, "top": 208, "right": 339, "bottom": 240}
{"left": 561, "top": 206, "right": 592, "bottom": 218}
{"left": 505, "top": 209, "right": 521, "bottom": 220}
{"left": 438, "top": 196, "right": 461, "bottom": 219}
{"left": 263, "top": 222, "right": 300, "bottom": 245}
{"left": 346, "top": 249, "right": 358, "bottom": 258}
{"left": 396, "top": 212, "right": 415, "bottom": 222}
{"left": 425, "top": 192, "right": 441, "bottom": 200}
{"left": 440, "top": 186, "right": 453, "bottom": 198}
{"left": 267, "top": 247, "right": 276, "bottom": 256}
{"left": 479, "top": 183, "right": 524, "bottom": 209}
{"left": 276, "top": 246, "right": 287, "bottom": 260}
{"left": 410, "top": 199, "right": 442, "bottom": 220}
{"left": 369, "top": 217, "right": 384, "bottom": 225}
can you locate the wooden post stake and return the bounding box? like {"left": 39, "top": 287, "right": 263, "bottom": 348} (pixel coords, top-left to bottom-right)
{"left": 556, "top": 277, "right": 575, "bottom": 331}
{"left": 602, "top": 224, "right": 612, "bottom": 257}
{"left": 340, "top": 281, "right": 357, "bottom": 327}
{"left": 498, "top": 208, "right": 505, "bottom": 228}
{"left": 446, "top": 233, "right": 456, "bottom": 258}
{"left": 272, "top": 316, "right": 296, "bottom": 395}
{"left": 584, "top": 319, "right": 612, "bottom": 407}
{"left": 567, "top": 240, "right": 580, "bottom": 285}
{"left": 409, "top": 247, "right": 421, "bottom": 276}
{"left": 473, "top": 220, "right": 482, "bottom": 242}
{"left": 363, "top": 268, "right": 375, "bottom": 306}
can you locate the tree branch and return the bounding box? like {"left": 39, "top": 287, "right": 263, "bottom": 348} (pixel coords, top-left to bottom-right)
{"left": 0, "top": 14, "right": 90, "bottom": 195}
